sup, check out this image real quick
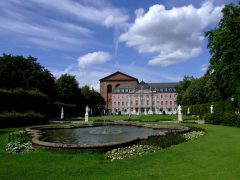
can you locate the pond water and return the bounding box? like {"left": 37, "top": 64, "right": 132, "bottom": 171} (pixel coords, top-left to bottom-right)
{"left": 44, "top": 125, "right": 161, "bottom": 145}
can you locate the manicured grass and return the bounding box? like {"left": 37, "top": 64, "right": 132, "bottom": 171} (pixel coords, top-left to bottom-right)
{"left": 88, "top": 114, "right": 198, "bottom": 122}
{"left": 1, "top": 123, "right": 240, "bottom": 179}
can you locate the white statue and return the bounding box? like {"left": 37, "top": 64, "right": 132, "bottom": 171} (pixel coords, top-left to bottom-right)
{"left": 187, "top": 107, "right": 190, "bottom": 115}
{"left": 210, "top": 105, "right": 214, "bottom": 114}
{"left": 85, "top": 105, "right": 90, "bottom": 122}
{"left": 60, "top": 107, "right": 64, "bottom": 120}
{"left": 177, "top": 105, "right": 182, "bottom": 115}
{"left": 177, "top": 105, "right": 182, "bottom": 122}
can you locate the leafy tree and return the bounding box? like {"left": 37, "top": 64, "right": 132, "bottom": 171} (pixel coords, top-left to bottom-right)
{"left": 178, "top": 75, "right": 222, "bottom": 105}
{"left": 205, "top": 2, "right": 240, "bottom": 100}
{"left": 81, "top": 85, "right": 105, "bottom": 109}
{"left": 0, "top": 54, "right": 56, "bottom": 98}
{"left": 176, "top": 76, "right": 195, "bottom": 104}
{"left": 55, "top": 74, "right": 80, "bottom": 104}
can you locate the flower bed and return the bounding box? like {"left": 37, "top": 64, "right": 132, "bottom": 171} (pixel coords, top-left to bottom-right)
{"left": 5, "top": 131, "right": 34, "bottom": 153}
{"left": 105, "top": 145, "right": 161, "bottom": 161}
{"left": 183, "top": 131, "right": 205, "bottom": 141}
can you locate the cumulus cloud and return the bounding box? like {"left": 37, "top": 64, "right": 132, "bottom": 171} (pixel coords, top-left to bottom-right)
{"left": 78, "top": 51, "right": 111, "bottom": 68}
{"left": 119, "top": 2, "right": 223, "bottom": 66}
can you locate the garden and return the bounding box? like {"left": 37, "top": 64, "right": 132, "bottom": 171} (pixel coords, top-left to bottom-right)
{"left": 1, "top": 122, "right": 240, "bottom": 179}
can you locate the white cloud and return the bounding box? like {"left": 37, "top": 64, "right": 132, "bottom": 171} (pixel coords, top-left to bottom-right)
{"left": 201, "top": 63, "right": 209, "bottom": 72}
{"left": 120, "top": 2, "right": 223, "bottom": 66}
{"left": 0, "top": 0, "right": 128, "bottom": 50}
{"left": 78, "top": 51, "right": 111, "bottom": 68}
{"left": 29, "top": 0, "right": 128, "bottom": 28}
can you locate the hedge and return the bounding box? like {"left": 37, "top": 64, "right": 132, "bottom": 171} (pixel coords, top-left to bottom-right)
{"left": 182, "top": 100, "right": 233, "bottom": 117}
{"left": 205, "top": 113, "right": 240, "bottom": 127}
{"left": 0, "top": 88, "right": 48, "bottom": 114}
{"left": 47, "top": 102, "right": 84, "bottom": 119}
{"left": 182, "top": 100, "right": 240, "bottom": 127}
{"left": 0, "top": 111, "right": 46, "bottom": 128}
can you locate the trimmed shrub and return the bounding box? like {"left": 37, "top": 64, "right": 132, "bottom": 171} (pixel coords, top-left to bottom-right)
{"left": 138, "top": 133, "right": 186, "bottom": 148}
{"left": 0, "top": 88, "right": 48, "bottom": 114}
{"left": 47, "top": 102, "right": 82, "bottom": 119}
{"left": 205, "top": 112, "right": 240, "bottom": 127}
{"left": 0, "top": 111, "right": 46, "bottom": 128}
{"left": 183, "top": 100, "right": 234, "bottom": 117}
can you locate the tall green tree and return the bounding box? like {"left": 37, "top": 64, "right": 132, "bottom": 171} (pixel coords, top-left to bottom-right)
{"left": 81, "top": 85, "right": 105, "bottom": 109}
{"left": 0, "top": 54, "right": 56, "bottom": 98}
{"left": 55, "top": 74, "right": 80, "bottom": 104}
{"left": 180, "top": 75, "right": 222, "bottom": 105}
{"left": 176, "top": 76, "right": 195, "bottom": 104}
{"left": 205, "top": 2, "right": 240, "bottom": 100}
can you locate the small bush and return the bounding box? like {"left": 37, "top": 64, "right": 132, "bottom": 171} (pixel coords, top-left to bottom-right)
{"left": 6, "top": 131, "right": 33, "bottom": 153}
{"left": 0, "top": 111, "right": 46, "bottom": 128}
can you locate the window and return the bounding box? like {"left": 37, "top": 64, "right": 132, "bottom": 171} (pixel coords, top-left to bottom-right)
{"left": 161, "top": 95, "right": 163, "bottom": 98}
{"left": 161, "top": 101, "right": 163, "bottom": 105}
{"left": 165, "top": 101, "right": 168, "bottom": 105}
{"left": 165, "top": 95, "right": 167, "bottom": 98}
{"left": 170, "top": 95, "right": 172, "bottom": 98}
{"left": 118, "top": 102, "right": 120, "bottom": 106}
{"left": 147, "top": 100, "right": 149, "bottom": 105}
{"left": 157, "top": 101, "right": 159, "bottom": 105}
{"left": 107, "top": 84, "right": 112, "bottom": 93}
{"left": 136, "top": 100, "right": 138, "bottom": 106}
{"left": 122, "top": 102, "right": 124, "bottom": 106}
{"left": 114, "top": 102, "right": 116, "bottom": 106}
{"left": 170, "top": 101, "right": 172, "bottom": 105}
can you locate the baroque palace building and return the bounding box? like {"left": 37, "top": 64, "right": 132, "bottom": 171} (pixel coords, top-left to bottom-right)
{"left": 100, "top": 71, "right": 178, "bottom": 115}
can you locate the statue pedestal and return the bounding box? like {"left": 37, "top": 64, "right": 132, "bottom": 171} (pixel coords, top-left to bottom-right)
{"left": 85, "top": 114, "right": 89, "bottom": 122}
{"left": 178, "top": 114, "right": 182, "bottom": 122}
{"left": 148, "top": 110, "right": 153, "bottom": 115}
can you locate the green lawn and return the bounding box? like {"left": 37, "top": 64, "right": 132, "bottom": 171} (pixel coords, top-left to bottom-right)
{"left": 88, "top": 114, "right": 198, "bottom": 122}
{"left": 1, "top": 123, "right": 240, "bottom": 179}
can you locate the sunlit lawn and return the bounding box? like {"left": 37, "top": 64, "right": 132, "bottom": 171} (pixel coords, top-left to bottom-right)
{"left": 1, "top": 122, "right": 240, "bottom": 179}
{"left": 88, "top": 114, "right": 198, "bottom": 122}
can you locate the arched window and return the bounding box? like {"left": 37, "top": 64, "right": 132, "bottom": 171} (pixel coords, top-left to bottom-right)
{"left": 107, "top": 84, "right": 112, "bottom": 93}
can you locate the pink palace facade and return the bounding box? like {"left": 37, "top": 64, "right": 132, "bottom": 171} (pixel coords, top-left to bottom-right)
{"left": 112, "top": 81, "right": 178, "bottom": 115}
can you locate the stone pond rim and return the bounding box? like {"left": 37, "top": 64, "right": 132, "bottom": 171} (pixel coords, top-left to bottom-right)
{"left": 26, "top": 122, "right": 190, "bottom": 151}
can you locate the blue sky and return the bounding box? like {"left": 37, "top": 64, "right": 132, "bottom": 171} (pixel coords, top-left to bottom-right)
{"left": 0, "top": 0, "right": 236, "bottom": 90}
